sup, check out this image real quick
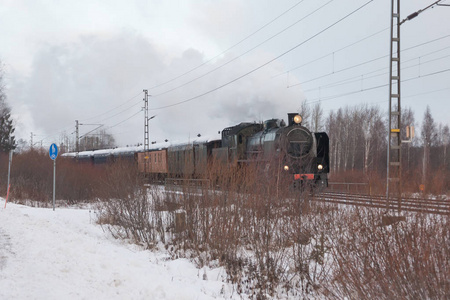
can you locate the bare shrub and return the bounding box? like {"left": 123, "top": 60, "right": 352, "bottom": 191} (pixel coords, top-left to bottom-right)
{"left": 97, "top": 187, "right": 159, "bottom": 249}
{"left": 327, "top": 208, "right": 449, "bottom": 299}
{"left": 6, "top": 150, "right": 141, "bottom": 205}
{"left": 9, "top": 149, "right": 52, "bottom": 202}
{"left": 158, "top": 156, "right": 338, "bottom": 298}
{"left": 96, "top": 159, "right": 140, "bottom": 200}
{"left": 93, "top": 154, "right": 448, "bottom": 299}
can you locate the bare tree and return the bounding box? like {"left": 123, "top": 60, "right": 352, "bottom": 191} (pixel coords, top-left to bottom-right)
{"left": 442, "top": 124, "right": 450, "bottom": 169}
{"left": 420, "top": 105, "right": 436, "bottom": 191}
{"left": 79, "top": 129, "right": 116, "bottom": 151}
{"left": 311, "top": 102, "right": 324, "bottom": 132}
{"left": 402, "top": 107, "right": 415, "bottom": 170}
{"left": 361, "top": 106, "right": 382, "bottom": 174}
{"left": 298, "top": 100, "right": 311, "bottom": 128}
{"left": 325, "top": 111, "right": 336, "bottom": 172}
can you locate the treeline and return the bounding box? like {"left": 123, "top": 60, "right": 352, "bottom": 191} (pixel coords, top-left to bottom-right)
{"left": 302, "top": 103, "right": 449, "bottom": 194}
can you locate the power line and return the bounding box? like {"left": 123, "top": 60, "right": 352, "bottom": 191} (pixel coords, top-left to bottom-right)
{"left": 80, "top": 91, "right": 143, "bottom": 122}
{"left": 277, "top": 29, "right": 450, "bottom": 81}
{"left": 150, "top": 0, "right": 336, "bottom": 98}
{"left": 274, "top": 26, "right": 389, "bottom": 78}
{"left": 148, "top": 0, "right": 307, "bottom": 90}
{"left": 288, "top": 34, "right": 450, "bottom": 88}
{"left": 106, "top": 110, "right": 143, "bottom": 130}
{"left": 95, "top": 98, "right": 143, "bottom": 124}
{"left": 301, "top": 46, "right": 450, "bottom": 93}
{"left": 38, "top": 92, "right": 144, "bottom": 145}
{"left": 303, "top": 67, "right": 450, "bottom": 104}
{"left": 148, "top": 0, "right": 375, "bottom": 111}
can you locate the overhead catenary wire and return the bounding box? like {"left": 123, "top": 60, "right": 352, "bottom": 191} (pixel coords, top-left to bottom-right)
{"left": 148, "top": 0, "right": 308, "bottom": 90}
{"left": 273, "top": 26, "right": 390, "bottom": 78}
{"left": 303, "top": 67, "right": 450, "bottom": 105}
{"left": 317, "top": 85, "right": 450, "bottom": 118}
{"left": 288, "top": 34, "right": 450, "bottom": 88}
{"left": 79, "top": 91, "right": 144, "bottom": 123}
{"left": 148, "top": 0, "right": 375, "bottom": 111}
{"left": 106, "top": 110, "right": 143, "bottom": 130}
{"left": 301, "top": 45, "right": 450, "bottom": 93}
{"left": 150, "top": 0, "right": 336, "bottom": 98}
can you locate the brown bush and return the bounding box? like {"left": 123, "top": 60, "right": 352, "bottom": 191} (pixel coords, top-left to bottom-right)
{"left": 96, "top": 156, "right": 449, "bottom": 298}
{"left": 4, "top": 149, "right": 140, "bottom": 205}
{"left": 326, "top": 208, "right": 449, "bottom": 299}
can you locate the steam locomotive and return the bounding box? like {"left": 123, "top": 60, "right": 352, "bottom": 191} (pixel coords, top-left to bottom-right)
{"left": 64, "top": 113, "right": 329, "bottom": 187}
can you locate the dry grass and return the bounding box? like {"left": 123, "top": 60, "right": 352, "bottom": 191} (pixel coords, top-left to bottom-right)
{"left": 3, "top": 149, "right": 139, "bottom": 205}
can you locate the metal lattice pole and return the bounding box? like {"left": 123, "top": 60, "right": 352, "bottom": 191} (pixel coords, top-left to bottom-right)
{"left": 387, "top": 0, "right": 402, "bottom": 213}
{"left": 143, "top": 90, "right": 149, "bottom": 176}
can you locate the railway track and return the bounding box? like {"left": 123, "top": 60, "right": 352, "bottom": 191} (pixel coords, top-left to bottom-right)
{"left": 313, "top": 191, "right": 449, "bottom": 215}
{"left": 150, "top": 180, "right": 449, "bottom": 215}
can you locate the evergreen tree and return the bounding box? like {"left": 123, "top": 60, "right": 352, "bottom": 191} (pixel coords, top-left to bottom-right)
{"left": 0, "top": 61, "right": 16, "bottom": 152}
{"left": 0, "top": 111, "right": 16, "bottom": 151}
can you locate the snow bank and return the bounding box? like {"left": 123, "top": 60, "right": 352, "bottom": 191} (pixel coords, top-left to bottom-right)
{"left": 0, "top": 199, "right": 232, "bottom": 300}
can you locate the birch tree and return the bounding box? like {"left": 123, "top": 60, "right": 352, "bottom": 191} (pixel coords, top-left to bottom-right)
{"left": 311, "top": 102, "right": 324, "bottom": 132}
{"left": 421, "top": 105, "right": 436, "bottom": 190}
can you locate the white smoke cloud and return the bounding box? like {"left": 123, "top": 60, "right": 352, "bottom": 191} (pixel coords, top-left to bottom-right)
{"left": 10, "top": 30, "right": 304, "bottom": 147}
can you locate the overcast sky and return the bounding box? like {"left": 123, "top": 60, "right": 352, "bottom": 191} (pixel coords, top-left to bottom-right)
{"left": 1, "top": 0, "right": 449, "bottom": 148}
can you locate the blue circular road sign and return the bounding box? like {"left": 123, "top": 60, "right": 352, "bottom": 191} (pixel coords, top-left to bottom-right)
{"left": 49, "top": 143, "right": 58, "bottom": 160}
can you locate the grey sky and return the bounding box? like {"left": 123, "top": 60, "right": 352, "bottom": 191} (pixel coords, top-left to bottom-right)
{"left": 1, "top": 0, "right": 449, "bottom": 148}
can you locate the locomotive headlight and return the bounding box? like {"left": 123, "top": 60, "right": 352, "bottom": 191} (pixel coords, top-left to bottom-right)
{"left": 294, "top": 114, "right": 302, "bottom": 124}
{"left": 318, "top": 164, "right": 323, "bottom": 170}
{"left": 284, "top": 165, "right": 289, "bottom": 171}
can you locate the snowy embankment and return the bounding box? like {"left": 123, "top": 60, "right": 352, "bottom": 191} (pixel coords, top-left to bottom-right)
{"left": 0, "top": 199, "right": 232, "bottom": 300}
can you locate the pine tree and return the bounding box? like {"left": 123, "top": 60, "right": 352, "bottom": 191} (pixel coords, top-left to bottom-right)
{"left": 0, "top": 111, "right": 16, "bottom": 151}
{"left": 420, "top": 105, "right": 436, "bottom": 190}
{"left": 0, "top": 61, "right": 16, "bottom": 152}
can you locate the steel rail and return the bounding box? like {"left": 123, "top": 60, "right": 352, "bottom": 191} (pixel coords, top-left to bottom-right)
{"left": 313, "top": 191, "right": 449, "bottom": 215}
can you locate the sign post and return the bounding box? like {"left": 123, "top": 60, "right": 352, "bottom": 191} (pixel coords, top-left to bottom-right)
{"left": 49, "top": 143, "right": 58, "bottom": 211}
{"left": 4, "top": 150, "right": 13, "bottom": 208}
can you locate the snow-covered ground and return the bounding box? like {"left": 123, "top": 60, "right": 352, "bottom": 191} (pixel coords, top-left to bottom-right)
{"left": 0, "top": 198, "right": 234, "bottom": 300}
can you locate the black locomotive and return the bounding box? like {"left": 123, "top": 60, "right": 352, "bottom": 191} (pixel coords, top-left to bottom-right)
{"left": 211, "top": 113, "right": 329, "bottom": 187}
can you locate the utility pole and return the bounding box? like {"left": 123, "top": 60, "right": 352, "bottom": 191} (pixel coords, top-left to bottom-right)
{"left": 75, "top": 122, "right": 103, "bottom": 151}
{"left": 75, "top": 120, "right": 79, "bottom": 153}
{"left": 143, "top": 90, "right": 156, "bottom": 177}
{"left": 143, "top": 90, "right": 149, "bottom": 176}
{"left": 386, "top": 0, "right": 402, "bottom": 213}
{"left": 30, "top": 132, "right": 35, "bottom": 149}
{"left": 386, "top": 0, "right": 446, "bottom": 215}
